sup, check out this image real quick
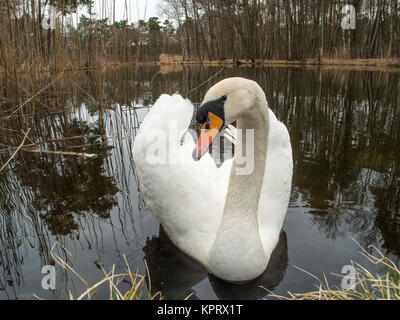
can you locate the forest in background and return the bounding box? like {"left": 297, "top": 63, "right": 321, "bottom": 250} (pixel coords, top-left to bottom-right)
{"left": 163, "top": 0, "right": 400, "bottom": 61}
{"left": 1, "top": 0, "right": 400, "bottom": 77}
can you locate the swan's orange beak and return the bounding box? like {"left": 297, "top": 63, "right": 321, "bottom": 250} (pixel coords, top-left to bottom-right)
{"left": 193, "top": 112, "right": 224, "bottom": 161}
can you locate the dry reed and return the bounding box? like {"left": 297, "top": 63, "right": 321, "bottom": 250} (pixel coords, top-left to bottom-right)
{"left": 268, "top": 243, "right": 400, "bottom": 300}
{"left": 45, "top": 242, "right": 163, "bottom": 300}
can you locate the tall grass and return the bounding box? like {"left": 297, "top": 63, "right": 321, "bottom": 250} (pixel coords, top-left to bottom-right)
{"left": 0, "top": 0, "right": 140, "bottom": 75}
{"left": 45, "top": 242, "right": 162, "bottom": 300}
{"left": 270, "top": 244, "right": 400, "bottom": 300}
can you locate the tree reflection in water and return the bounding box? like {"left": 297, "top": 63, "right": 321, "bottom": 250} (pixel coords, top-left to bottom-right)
{"left": 14, "top": 119, "right": 118, "bottom": 236}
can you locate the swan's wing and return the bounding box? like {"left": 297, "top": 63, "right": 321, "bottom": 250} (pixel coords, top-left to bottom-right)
{"left": 133, "top": 94, "right": 231, "bottom": 261}
{"left": 258, "top": 109, "right": 293, "bottom": 257}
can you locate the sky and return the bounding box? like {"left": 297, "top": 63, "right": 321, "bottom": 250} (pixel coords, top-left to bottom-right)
{"left": 41, "top": 0, "right": 165, "bottom": 28}
{"left": 90, "top": 0, "right": 163, "bottom": 24}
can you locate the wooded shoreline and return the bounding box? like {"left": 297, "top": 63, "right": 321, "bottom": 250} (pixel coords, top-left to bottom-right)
{"left": 2, "top": 58, "right": 400, "bottom": 76}
{"left": 157, "top": 58, "right": 400, "bottom": 68}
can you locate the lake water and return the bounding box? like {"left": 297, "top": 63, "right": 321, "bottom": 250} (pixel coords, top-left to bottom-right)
{"left": 0, "top": 65, "right": 399, "bottom": 300}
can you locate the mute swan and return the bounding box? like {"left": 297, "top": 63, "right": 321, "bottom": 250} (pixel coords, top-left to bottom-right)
{"left": 133, "top": 77, "right": 293, "bottom": 283}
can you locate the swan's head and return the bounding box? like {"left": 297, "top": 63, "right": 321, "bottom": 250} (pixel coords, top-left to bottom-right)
{"left": 193, "top": 77, "right": 266, "bottom": 160}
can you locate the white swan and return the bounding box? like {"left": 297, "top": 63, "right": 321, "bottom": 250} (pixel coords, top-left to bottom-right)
{"left": 133, "top": 77, "right": 293, "bottom": 282}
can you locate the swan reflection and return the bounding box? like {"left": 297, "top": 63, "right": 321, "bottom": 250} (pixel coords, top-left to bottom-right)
{"left": 143, "top": 226, "right": 288, "bottom": 300}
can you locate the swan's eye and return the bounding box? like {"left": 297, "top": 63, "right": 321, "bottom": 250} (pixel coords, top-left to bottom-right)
{"left": 221, "top": 95, "right": 227, "bottom": 101}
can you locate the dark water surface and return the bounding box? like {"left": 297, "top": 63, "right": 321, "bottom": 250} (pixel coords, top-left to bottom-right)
{"left": 0, "top": 66, "right": 399, "bottom": 299}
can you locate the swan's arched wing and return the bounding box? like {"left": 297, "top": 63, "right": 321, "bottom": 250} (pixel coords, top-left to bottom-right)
{"left": 133, "top": 94, "right": 232, "bottom": 261}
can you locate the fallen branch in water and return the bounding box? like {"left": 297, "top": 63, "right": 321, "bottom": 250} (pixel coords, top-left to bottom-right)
{"left": 24, "top": 147, "right": 97, "bottom": 159}
{"left": 0, "top": 134, "right": 135, "bottom": 154}
{"left": 0, "top": 127, "right": 20, "bottom": 133}
{"left": 0, "top": 128, "right": 31, "bottom": 172}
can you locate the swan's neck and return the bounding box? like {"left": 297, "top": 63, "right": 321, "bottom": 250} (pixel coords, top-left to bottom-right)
{"left": 227, "top": 109, "right": 269, "bottom": 217}
{"left": 208, "top": 100, "right": 270, "bottom": 282}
